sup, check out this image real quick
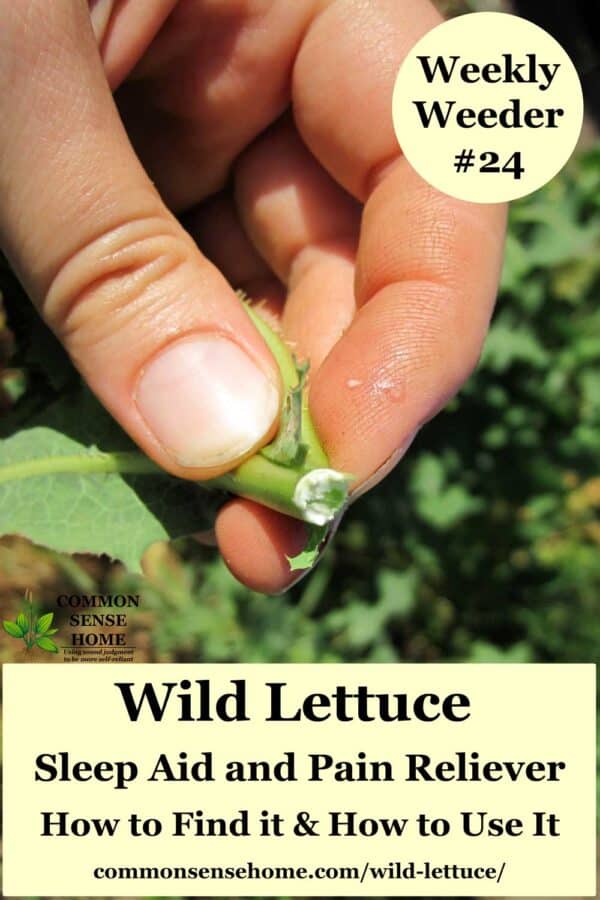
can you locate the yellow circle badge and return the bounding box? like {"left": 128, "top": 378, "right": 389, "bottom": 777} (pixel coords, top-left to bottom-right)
{"left": 392, "top": 13, "right": 584, "bottom": 203}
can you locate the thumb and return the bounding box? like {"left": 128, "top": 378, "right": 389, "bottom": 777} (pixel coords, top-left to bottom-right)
{"left": 0, "top": 2, "right": 280, "bottom": 478}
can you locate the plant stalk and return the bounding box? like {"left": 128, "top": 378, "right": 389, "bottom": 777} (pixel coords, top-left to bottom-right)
{"left": 0, "top": 450, "right": 347, "bottom": 524}
{"left": 0, "top": 301, "right": 349, "bottom": 525}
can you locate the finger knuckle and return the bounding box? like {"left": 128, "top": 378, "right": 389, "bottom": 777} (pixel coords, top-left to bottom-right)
{"left": 43, "top": 214, "right": 189, "bottom": 343}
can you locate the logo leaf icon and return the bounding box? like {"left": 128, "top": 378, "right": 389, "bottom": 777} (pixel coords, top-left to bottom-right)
{"left": 16, "top": 613, "right": 29, "bottom": 633}
{"left": 3, "top": 620, "right": 25, "bottom": 638}
{"left": 35, "top": 612, "right": 54, "bottom": 634}
{"left": 36, "top": 636, "right": 59, "bottom": 653}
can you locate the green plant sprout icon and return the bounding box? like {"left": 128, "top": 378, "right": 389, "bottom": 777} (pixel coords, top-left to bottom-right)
{"left": 2, "top": 589, "right": 59, "bottom": 652}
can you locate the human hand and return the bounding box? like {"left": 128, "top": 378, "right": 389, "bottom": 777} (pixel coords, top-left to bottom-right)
{"left": 0, "top": 0, "right": 506, "bottom": 592}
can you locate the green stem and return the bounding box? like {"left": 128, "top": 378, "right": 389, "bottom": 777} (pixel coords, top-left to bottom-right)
{"left": 0, "top": 300, "right": 348, "bottom": 526}
{"left": 0, "top": 451, "right": 160, "bottom": 483}
{"left": 243, "top": 302, "right": 328, "bottom": 470}
{"left": 28, "top": 592, "right": 34, "bottom": 649}
{"left": 0, "top": 449, "right": 347, "bottom": 524}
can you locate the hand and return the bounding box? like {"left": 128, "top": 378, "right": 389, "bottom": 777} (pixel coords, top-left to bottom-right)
{"left": 0, "top": 1, "right": 506, "bottom": 592}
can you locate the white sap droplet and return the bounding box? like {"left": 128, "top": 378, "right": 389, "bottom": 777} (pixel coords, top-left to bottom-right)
{"left": 293, "top": 469, "right": 349, "bottom": 525}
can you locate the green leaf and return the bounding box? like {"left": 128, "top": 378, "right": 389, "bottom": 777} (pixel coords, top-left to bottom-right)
{"left": 45, "top": 628, "right": 59, "bottom": 635}
{"left": 3, "top": 620, "right": 25, "bottom": 639}
{"left": 466, "top": 641, "right": 532, "bottom": 664}
{"left": 36, "top": 635, "right": 59, "bottom": 653}
{"left": 261, "top": 359, "right": 309, "bottom": 468}
{"left": 0, "top": 388, "right": 221, "bottom": 572}
{"left": 16, "top": 612, "right": 29, "bottom": 633}
{"left": 482, "top": 318, "right": 549, "bottom": 372}
{"left": 287, "top": 523, "right": 328, "bottom": 571}
{"left": 500, "top": 231, "right": 534, "bottom": 293}
{"left": 1, "top": 369, "right": 27, "bottom": 405}
{"left": 411, "top": 454, "right": 445, "bottom": 496}
{"left": 376, "top": 568, "right": 418, "bottom": 619}
{"left": 35, "top": 612, "right": 54, "bottom": 634}
{"left": 417, "top": 485, "right": 484, "bottom": 530}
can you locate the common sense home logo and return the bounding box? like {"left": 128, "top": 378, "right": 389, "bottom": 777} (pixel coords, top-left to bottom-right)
{"left": 2, "top": 590, "right": 59, "bottom": 653}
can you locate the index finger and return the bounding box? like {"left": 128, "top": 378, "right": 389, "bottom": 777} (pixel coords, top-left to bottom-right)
{"left": 314, "top": 162, "right": 506, "bottom": 482}
{"left": 293, "top": 0, "right": 507, "bottom": 483}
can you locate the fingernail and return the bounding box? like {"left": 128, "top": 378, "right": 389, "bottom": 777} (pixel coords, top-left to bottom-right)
{"left": 89, "top": 0, "right": 115, "bottom": 44}
{"left": 136, "top": 334, "right": 279, "bottom": 468}
{"left": 350, "top": 429, "right": 419, "bottom": 502}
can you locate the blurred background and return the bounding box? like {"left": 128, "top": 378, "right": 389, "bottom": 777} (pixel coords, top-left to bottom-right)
{"left": 1, "top": 0, "right": 598, "bottom": 898}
